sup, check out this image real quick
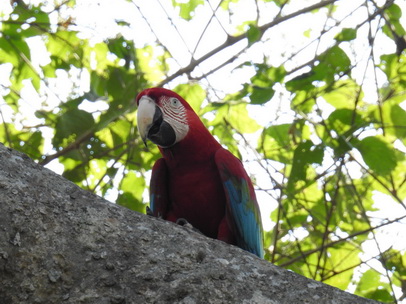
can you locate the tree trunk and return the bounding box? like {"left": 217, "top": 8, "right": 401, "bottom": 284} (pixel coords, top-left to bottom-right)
{"left": 0, "top": 144, "right": 378, "bottom": 304}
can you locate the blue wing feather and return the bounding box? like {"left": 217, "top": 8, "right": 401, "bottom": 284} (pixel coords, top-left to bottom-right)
{"left": 215, "top": 149, "right": 264, "bottom": 258}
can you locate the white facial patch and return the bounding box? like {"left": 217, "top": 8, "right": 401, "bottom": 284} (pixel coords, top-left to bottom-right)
{"left": 161, "top": 97, "right": 189, "bottom": 144}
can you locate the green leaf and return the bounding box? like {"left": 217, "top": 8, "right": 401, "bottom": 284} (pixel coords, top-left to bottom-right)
{"left": 62, "top": 158, "right": 86, "bottom": 183}
{"left": 93, "top": 43, "right": 110, "bottom": 72}
{"left": 46, "top": 31, "right": 83, "bottom": 68}
{"left": 259, "top": 124, "right": 293, "bottom": 163}
{"left": 290, "top": 90, "right": 316, "bottom": 113}
{"left": 381, "top": 248, "right": 406, "bottom": 276}
{"left": 19, "top": 131, "right": 43, "bottom": 159}
{"left": 117, "top": 171, "right": 146, "bottom": 213}
{"left": 326, "top": 108, "right": 364, "bottom": 135}
{"left": 354, "top": 136, "right": 397, "bottom": 175}
{"left": 251, "top": 64, "right": 285, "bottom": 86}
{"left": 288, "top": 212, "right": 308, "bottom": 226}
{"left": 0, "top": 124, "right": 43, "bottom": 159}
{"left": 303, "top": 29, "right": 311, "bottom": 38}
{"left": 369, "top": 98, "right": 406, "bottom": 139}
{"left": 264, "top": 124, "right": 291, "bottom": 147}
{"left": 356, "top": 270, "right": 393, "bottom": 303}
{"left": 117, "top": 192, "right": 144, "bottom": 213}
{"left": 259, "top": 120, "right": 310, "bottom": 163}
{"left": 105, "top": 66, "right": 136, "bottom": 101}
{"left": 322, "top": 79, "right": 362, "bottom": 109}
{"left": 0, "top": 38, "right": 18, "bottom": 66}
{"left": 286, "top": 71, "right": 316, "bottom": 92}
{"left": 96, "top": 128, "right": 114, "bottom": 149}
{"left": 86, "top": 159, "right": 109, "bottom": 190}
{"left": 321, "top": 108, "right": 363, "bottom": 155}
{"left": 288, "top": 140, "right": 324, "bottom": 190}
{"left": 174, "top": 83, "right": 206, "bottom": 112}
{"left": 250, "top": 86, "right": 274, "bottom": 104}
{"left": 135, "top": 45, "right": 166, "bottom": 82}
{"left": 365, "top": 289, "right": 393, "bottom": 303}
{"left": 120, "top": 171, "right": 145, "bottom": 195}
{"left": 211, "top": 102, "right": 261, "bottom": 134}
{"left": 53, "top": 109, "right": 95, "bottom": 146}
{"left": 107, "top": 36, "right": 135, "bottom": 67}
{"left": 334, "top": 28, "right": 357, "bottom": 41}
{"left": 390, "top": 104, "right": 406, "bottom": 139}
{"left": 62, "top": 168, "right": 86, "bottom": 184}
{"left": 287, "top": 46, "right": 351, "bottom": 93}
{"left": 109, "top": 119, "right": 132, "bottom": 149}
{"left": 247, "top": 24, "right": 262, "bottom": 46}
{"left": 334, "top": 182, "right": 373, "bottom": 235}
{"left": 16, "top": 61, "right": 40, "bottom": 90}
{"left": 382, "top": 4, "right": 406, "bottom": 38}
{"left": 211, "top": 122, "right": 241, "bottom": 159}
{"left": 313, "top": 45, "right": 351, "bottom": 83}
{"left": 0, "top": 37, "right": 31, "bottom": 65}
{"left": 324, "top": 242, "right": 360, "bottom": 290}
{"left": 379, "top": 53, "right": 406, "bottom": 85}
{"left": 172, "top": 0, "right": 204, "bottom": 20}
{"left": 248, "top": 64, "right": 285, "bottom": 104}
{"left": 2, "top": 5, "right": 50, "bottom": 38}
{"left": 90, "top": 71, "right": 108, "bottom": 97}
{"left": 227, "top": 103, "right": 262, "bottom": 133}
{"left": 379, "top": 54, "right": 397, "bottom": 80}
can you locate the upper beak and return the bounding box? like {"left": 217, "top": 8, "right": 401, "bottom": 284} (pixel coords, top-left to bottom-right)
{"left": 137, "top": 95, "right": 176, "bottom": 148}
{"left": 137, "top": 96, "right": 159, "bottom": 146}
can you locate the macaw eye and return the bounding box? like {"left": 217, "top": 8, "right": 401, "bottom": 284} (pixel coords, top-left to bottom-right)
{"left": 170, "top": 98, "right": 180, "bottom": 108}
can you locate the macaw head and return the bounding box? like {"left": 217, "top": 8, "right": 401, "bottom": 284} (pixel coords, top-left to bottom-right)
{"left": 136, "top": 88, "right": 195, "bottom": 148}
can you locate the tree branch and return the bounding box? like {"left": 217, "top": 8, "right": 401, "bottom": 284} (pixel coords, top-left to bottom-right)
{"left": 157, "top": 0, "right": 338, "bottom": 87}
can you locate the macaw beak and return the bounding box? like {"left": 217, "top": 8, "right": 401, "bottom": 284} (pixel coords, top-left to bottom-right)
{"left": 137, "top": 96, "right": 176, "bottom": 148}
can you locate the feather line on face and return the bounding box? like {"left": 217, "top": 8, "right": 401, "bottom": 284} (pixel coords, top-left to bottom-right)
{"left": 160, "top": 96, "right": 189, "bottom": 144}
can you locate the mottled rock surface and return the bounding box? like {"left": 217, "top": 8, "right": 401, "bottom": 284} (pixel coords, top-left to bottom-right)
{"left": 0, "top": 144, "right": 378, "bottom": 304}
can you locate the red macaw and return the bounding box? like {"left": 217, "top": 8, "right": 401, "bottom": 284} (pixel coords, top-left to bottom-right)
{"left": 136, "top": 87, "right": 264, "bottom": 258}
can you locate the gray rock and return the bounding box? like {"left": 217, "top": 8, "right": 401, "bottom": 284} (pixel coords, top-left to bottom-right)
{"left": 0, "top": 144, "right": 379, "bottom": 304}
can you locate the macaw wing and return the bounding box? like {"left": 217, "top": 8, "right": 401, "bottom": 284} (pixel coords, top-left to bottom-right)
{"left": 215, "top": 149, "right": 264, "bottom": 258}
{"left": 149, "top": 158, "right": 169, "bottom": 218}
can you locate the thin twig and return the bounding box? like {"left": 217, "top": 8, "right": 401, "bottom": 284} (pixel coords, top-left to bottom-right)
{"left": 279, "top": 213, "right": 406, "bottom": 267}
{"left": 157, "top": 0, "right": 339, "bottom": 87}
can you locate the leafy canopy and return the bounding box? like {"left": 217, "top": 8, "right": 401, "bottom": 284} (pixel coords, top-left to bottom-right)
{"left": 0, "top": 0, "right": 405, "bottom": 302}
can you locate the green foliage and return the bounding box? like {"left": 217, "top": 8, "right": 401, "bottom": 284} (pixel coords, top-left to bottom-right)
{"left": 355, "top": 269, "right": 393, "bottom": 302}
{"left": 354, "top": 136, "right": 398, "bottom": 175}
{"left": 1, "top": 1, "right": 405, "bottom": 302}
{"left": 382, "top": 4, "right": 406, "bottom": 39}
{"left": 259, "top": 123, "right": 295, "bottom": 163}
{"left": 287, "top": 140, "right": 324, "bottom": 191}
{"left": 334, "top": 28, "right": 357, "bottom": 42}
{"left": 247, "top": 24, "right": 262, "bottom": 46}
{"left": 172, "top": 0, "right": 204, "bottom": 20}
{"left": 117, "top": 171, "right": 146, "bottom": 213}
{"left": 174, "top": 83, "right": 206, "bottom": 112}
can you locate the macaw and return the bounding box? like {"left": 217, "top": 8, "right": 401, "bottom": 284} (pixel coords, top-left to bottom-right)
{"left": 136, "top": 87, "right": 264, "bottom": 258}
